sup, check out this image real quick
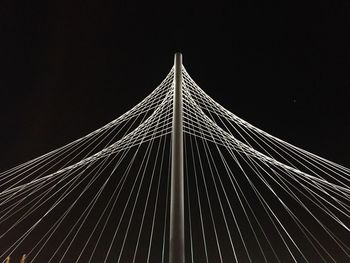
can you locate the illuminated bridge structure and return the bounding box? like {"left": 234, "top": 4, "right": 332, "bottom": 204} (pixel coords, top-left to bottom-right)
{"left": 1, "top": 54, "right": 349, "bottom": 263}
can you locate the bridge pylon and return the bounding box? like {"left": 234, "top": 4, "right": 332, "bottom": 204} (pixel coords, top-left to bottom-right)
{"left": 169, "top": 52, "right": 185, "bottom": 263}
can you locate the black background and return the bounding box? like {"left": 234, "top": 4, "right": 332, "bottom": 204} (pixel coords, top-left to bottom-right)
{"left": 1, "top": 1, "right": 350, "bottom": 262}
{"left": 1, "top": 1, "right": 350, "bottom": 176}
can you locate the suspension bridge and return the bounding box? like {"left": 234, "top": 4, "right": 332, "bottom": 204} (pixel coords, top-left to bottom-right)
{"left": 1, "top": 53, "right": 349, "bottom": 263}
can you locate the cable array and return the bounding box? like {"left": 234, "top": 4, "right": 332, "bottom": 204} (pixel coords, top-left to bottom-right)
{"left": 182, "top": 67, "right": 350, "bottom": 262}
{"left": 0, "top": 69, "right": 174, "bottom": 262}
{"left": 1, "top": 64, "right": 349, "bottom": 262}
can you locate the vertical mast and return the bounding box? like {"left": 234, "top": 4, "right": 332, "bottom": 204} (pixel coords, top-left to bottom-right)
{"left": 169, "top": 53, "right": 185, "bottom": 263}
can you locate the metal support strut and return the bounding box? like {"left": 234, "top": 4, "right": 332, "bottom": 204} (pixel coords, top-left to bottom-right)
{"left": 169, "top": 53, "right": 185, "bottom": 263}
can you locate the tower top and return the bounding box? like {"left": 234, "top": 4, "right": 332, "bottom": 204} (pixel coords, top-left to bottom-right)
{"left": 174, "top": 52, "right": 182, "bottom": 63}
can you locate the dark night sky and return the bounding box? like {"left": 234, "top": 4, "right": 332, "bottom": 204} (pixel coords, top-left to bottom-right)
{"left": 1, "top": 1, "right": 350, "bottom": 183}
{"left": 1, "top": 1, "right": 350, "bottom": 262}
